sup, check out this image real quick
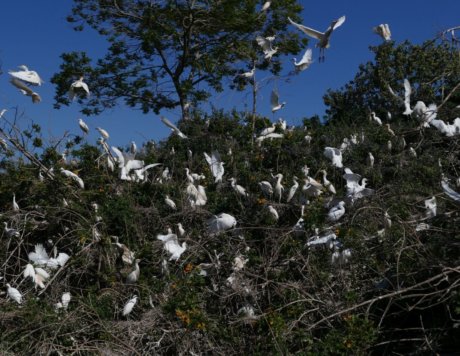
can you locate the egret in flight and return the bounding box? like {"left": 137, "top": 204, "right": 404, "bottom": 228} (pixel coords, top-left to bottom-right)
{"left": 288, "top": 15, "right": 346, "bottom": 62}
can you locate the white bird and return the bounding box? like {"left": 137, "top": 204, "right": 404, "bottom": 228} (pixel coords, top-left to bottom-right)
{"left": 293, "top": 48, "right": 313, "bottom": 72}
{"left": 157, "top": 232, "right": 187, "bottom": 261}
{"left": 122, "top": 295, "right": 138, "bottom": 316}
{"left": 69, "top": 76, "right": 90, "bottom": 100}
{"left": 6, "top": 283, "right": 22, "bottom": 304}
{"left": 327, "top": 201, "right": 346, "bottom": 222}
{"left": 261, "top": 1, "right": 271, "bottom": 11}
{"left": 9, "top": 77, "right": 42, "bottom": 103}
{"left": 403, "top": 79, "right": 413, "bottom": 115}
{"left": 204, "top": 151, "right": 224, "bottom": 183}
{"left": 61, "top": 292, "right": 71, "bottom": 309}
{"left": 164, "top": 195, "right": 177, "bottom": 210}
{"left": 324, "top": 147, "right": 343, "bottom": 168}
{"left": 126, "top": 259, "right": 141, "bottom": 284}
{"left": 256, "top": 35, "right": 278, "bottom": 60}
{"left": 207, "top": 213, "right": 237, "bottom": 235}
{"left": 259, "top": 123, "right": 277, "bottom": 136}
{"left": 12, "top": 193, "right": 20, "bottom": 211}
{"left": 240, "top": 67, "right": 255, "bottom": 79}
{"left": 343, "top": 168, "right": 374, "bottom": 201}
{"left": 177, "top": 223, "right": 186, "bottom": 237}
{"left": 130, "top": 141, "right": 137, "bottom": 155}
{"left": 96, "top": 127, "right": 110, "bottom": 140}
{"left": 424, "top": 197, "right": 437, "bottom": 218}
{"left": 267, "top": 205, "right": 279, "bottom": 221}
{"left": 229, "top": 178, "right": 248, "bottom": 197}
{"left": 413, "top": 101, "right": 438, "bottom": 127}
{"left": 430, "top": 118, "right": 460, "bottom": 137}
{"left": 320, "top": 170, "right": 336, "bottom": 194}
{"left": 286, "top": 176, "right": 299, "bottom": 202}
{"left": 370, "top": 112, "right": 382, "bottom": 126}
{"left": 288, "top": 15, "right": 346, "bottom": 62}
{"left": 273, "top": 173, "right": 284, "bottom": 202}
{"left": 441, "top": 178, "right": 460, "bottom": 203}
{"left": 367, "top": 152, "right": 375, "bottom": 167}
{"left": 373, "top": 24, "right": 391, "bottom": 41}
{"left": 409, "top": 147, "right": 417, "bottom": 157}
{"left": 60, "top": 168, "right": 85, "bottom": 189}
{"left": 160, "top": 116, "right": 187, "bottom": 139}
{"left": 78, "top": 118, "right": 90, "bottom": 135}
{"left": 385, "top": 123, "right": 395, "bottom": 136}
{"left": 302, "top": 176, "right": 324, "bottom": 197}
{"left": 270, "top": 89, "right": 286, "bottom": 113}
{"left": 9, "top": 65, "right": 43, "bottom": 85}
{"left": 259, "top": 180, "right": 273, "bottom": 197}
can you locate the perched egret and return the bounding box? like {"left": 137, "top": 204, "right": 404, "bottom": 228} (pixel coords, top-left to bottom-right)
{"left": 96, "top": 127, "right": 110, "bottom": 140}
{"left": 373, "top": 24, "right": 391, "bottom": 41}
{"left": 177, "top": 223, "right": 185, "bottom": 237}
{"left": 293, "top": 48, "right": 313, "bottom": 72}
{"left": 12, "top": 194, "right": 19, "bottom": 211}
{"left": 259, "top": 123, "right": 277, "bottom": 136}
{"left": 229, "top": 178, "right": 248, "bottom": 197}
{"left": 60, "top": 168, "right": 85, "bottom": 189}
{"left": 78, "top": 118, "right": 89, "bottom": 135}
{"left": 68, "top": 76, "right": 90, "bottom": 100}
{"left": 261, "top": 1, "right": 271, "bottom": 11}
{"left": 320, "top": 170, "right": 336, "bottom": 194}
{"left": 157, "top": 232, "right": 187, "bottom": 261}
{"left": 239, "top": 67, "right": 255, "bottom": 79}
{"left": 367, "top": 152, "right": 375, "bottom": 167}
{"left": 3, "top": 222, "right": 20, "bottom": 238}
{"left": 267, "top": 205, "right": 279, "bottom": 221}
{"left": 130, "top": 141, "right": 137, "bottom": 155}
{"left": 112, "top": 236, "right": 135, "bottom": 265}
{"left": 204, "top": 151, "right": 224, "bottom": 183}
{"left": 164, "top": 195, "right": 177, "bottom": 210}
{"left": 302, "top": 176, "right": 324, "bottom": 197}
{"left": 273, "top": 173, "right": 284, "bottom": 202}
{"left": 370, "top": 112, "right": 382, "bottom": 126}
{"left": 122, "top": 295, "right": 138, "bottom": 316}
{"left": 259, "top": 180, "right": 273, "bottom": 197}
{"left": 430, "top": 118, "right": 460, "bottom": 137}
{"left": 288, "top": 15, "right": 346, "bottom": 62}
{"left": 270, "top": 89, "right": 286, "bottom": 113}
{"left": 207, "top": 213, "right": 237, "bottom": 235}
{"left": 6, "top": 284, "right": 22, "bottom": 304}
{"left": 385, "top": 123, "right": 396, "bottom": 136}
{"left": 327, "top": 201, "right": 346, "bottom": 222}
{"left": 126, "top": 259, "right": 141, "bottom": 284}
{"left": 441, "top": 178, "right": 460, "bottom": 203}
{"left": 160, "top": 116, "right": 187, "bottom": 139}
{"left": 403, "top": 79, "right": 413, "bottom": 115}
{"left": 286, "top": 176, "right": 299, "bottom": 202}
{"left": 424, "top": 197, "right": 437, "bottom": 218}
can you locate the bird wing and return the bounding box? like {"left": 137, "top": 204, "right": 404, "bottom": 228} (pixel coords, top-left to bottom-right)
{"left": 9, "top": 69, "right": 43, "bottom": 85}
{"left": 160, "top": 116, "right": 187, "bottom": 138}
{"left": 256, "top": 35, "right": 271, "bottom": 52}
{"left": 111, "top": 146, "right": 126, "bottom": 168}
{"left": 328, "top": 15, "right": 346, "bottom": 32}
{"left": 300, "top": 48, "right": 313, "bottom": 64}
{"left": 288, "top": 17, "right": 324, "bottom": 39}
{"left": 270, "top": 90, "right": 280, "bottom": 107}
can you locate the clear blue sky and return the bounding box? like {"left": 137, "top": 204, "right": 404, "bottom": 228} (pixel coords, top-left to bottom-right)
{"left": 1, "top": 1, "right": 459, "bottom": 149}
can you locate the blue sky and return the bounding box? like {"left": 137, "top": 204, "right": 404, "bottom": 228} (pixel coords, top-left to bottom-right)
{"left": 1, "top": 1, "right": 459, "bottom": 149}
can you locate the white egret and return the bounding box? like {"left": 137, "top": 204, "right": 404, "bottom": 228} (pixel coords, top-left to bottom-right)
{"left": 9, "top": 77, "right": 42, "bottom": 103}
{"left": 323, "top": 147, "right": 343, "bottom": 168}
{"left": 424, "top": 197, "right": 437, "bottom": 218}
{"left": 233, "top": 255, "right": 248, "bottom": 271}
{"left": 270, "top": 89, "right": 286, "bottom": 113}
{"left": 78, "top": 118, "right": 89, "bottom": 135}
{"left": 56, "top": 292, "right": 72, "bottom": 311}
{"left": 68, "top": 76, "right": 90, "bottom": 100}
{"left": 12, "top": 193, "right": 19, "bottom": 211}
{"left": 130, "top": 141, "right": 137, "bottom": 155}
{"left": 293, "top": 48, "right": 313, "bottom": 72}
{"left": 373, "top": 24, "right": 391, "bottom": 41}
{"left": 9, "top": 65, "right": 43, "bottom": 85}
{"left": 267, "top": 205, "right": 279, "bottom": 221}
{"left": 157, "top": 232, "right": 187, "bottom": 261}
{"left": 387, "top": 140, "right": 392, "bottom": 152}
{"left": 259, "top": 123, "right": 277, "bottom": 136}
{"left": 409, "top": 147, "right": 417, "bottom": 157}
{"left": 126, "top": 259, "right": 141, "bottom": 284}
{"left": 160, "top": 116, "right": 187, "bottom": 139}
{"left": 261, "top": 1, "right": 271, "bottom": 11}
{"left": 307, "top": 230, "right": 337, "bottom": 247}
{"left": 177, "top": 223, "right": 185, "bottom": 237}
{"left": 256, "top": 35, "right": 278, "bottom": 60}
{"left": 288, "top": 15, "right": 346, "bottom": 62}
{"left": 441, "top": 178, "right": 460, "bottom": 203}
{"left": 302, "top": 176, "right": 324, "bottom": 197}
{"left": 239, "top": 67, "right": 255, "bottom": 79}
{"left": 164, "top": 195, "right": 177, "bottom": 210}
{"left": 403, "top": 79, "right": 413, "bottom": 115}
{"left": 370, "top": 112, "right": 382, "bottom": 126}
{"left": 273, "top": 173, "right": 284, "bottom": 202}
{"left": 430, "top": 118, "right": 460, "bottom": 137}
{"left": 229, "top": 178, "right": 248, "bottom": 197}
{"left": 320, "top": 170, "right": 336, "bottom": 194}
{"left": 207, "top": 213, "right": 237, "bottom": 235}
{"left": 327, "top": 201, "right": 345, "bottom": 222}
{"left": 259, "top": 180, "right": 273, "bottom": 197}
{"left": 6, "top": 284, "right": 22, "bottom": 304}
{"left": 385, "top": 123, "right": 395, "bottom": 136}
{"left": 112, "top": 236, "right": 135, "bottom": 265}
{"left": 204, "top": 151, "right": 224, "bottom": 183}
{"left": 367, "top": 152, "right": 375, "bottom": 167}
{"left": 60, "top": 168, "right": 85, "bottom": 189}
{"left": 96, "top": 127, "right": 110, "bottom": 140}
{"left": 122, "top": 295, "right": 138, "bottom": 316}
{"left": 286, "top": 176, "right": 299, "bottom": 202}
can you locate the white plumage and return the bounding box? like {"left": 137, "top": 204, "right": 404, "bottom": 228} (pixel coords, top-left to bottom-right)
{"left": 207, "top": 213, "right": 237, "bottom": 235}
{"left": 122, "top": 295, "right": 138, "bottom": 316}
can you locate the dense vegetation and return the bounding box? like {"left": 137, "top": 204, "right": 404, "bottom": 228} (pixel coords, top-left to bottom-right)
{"left": 2, "top": 14, "right": 460, "bottom": 356}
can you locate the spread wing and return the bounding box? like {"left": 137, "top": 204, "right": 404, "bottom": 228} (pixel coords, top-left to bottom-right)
{"left": 288, "top": 17, "right": 324, "bottom": 40}
{"left": 329, "top": 15, "right": 346, "bottom": 32}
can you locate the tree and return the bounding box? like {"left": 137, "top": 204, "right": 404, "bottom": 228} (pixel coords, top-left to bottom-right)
{"left": 51, "top": 0, "right": 304, "bottom": 119}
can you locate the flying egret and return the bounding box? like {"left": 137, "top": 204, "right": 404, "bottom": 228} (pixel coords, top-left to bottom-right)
{"left": 256, "top": 35, "right": 278, "bottom": 60}
{"left": 96, "top": 127, "right": 110, "bottom": 140}
{"left": 78, "top": 118, "right": 89, "bottom": 135}
{"left": 160, "top": 116, "right": 187, "bottom": 139}
{"left": 204, "top": 151, "right": 224, "bottom": 183}
{"left": 327, "top": 201, "right": 346, "bottom": 222}
{"left": 164, "top": 195, "right": 177, "bottom": 210}
{"left": 207, "top": 213, "right": 237, "bottom": 235}
{"left": 60, "top": 168, "right": 85, "bottom": 189}
{"left": 293, "top": 48, "right": 313, "bottom": 72}
{"left": 323, "top": 147, "right": 343, "bottom": 168}
{"left": 122, "top": 295, "right": 138, "bottom": 316}
{"left": 6, "top": 283, "right": 22, "bottom": 304}
{"left": 286, "top": 176, "right": 299, "bottom": 202}
{"left": 270, "top": 89, "right": 286, "bottom": 113}
{"left": 68, "top": 76, "right": 90, "bottom": 100}
{"left": 9, "top": 77, "right": 42, "bottom": 103}
{"left": 288, "top": 15, "right": 346, "bottom": 62}
{"left": 373, "top": 24, "right": 391, "bottom": 41}
{"left": 9, "top": 65, "right": 43, "bottom": 85}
